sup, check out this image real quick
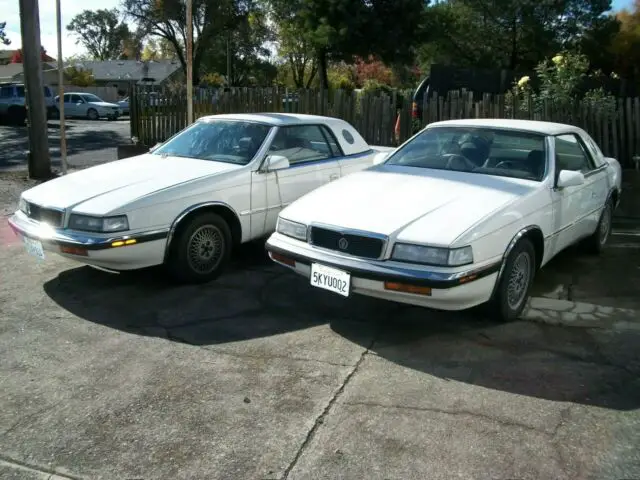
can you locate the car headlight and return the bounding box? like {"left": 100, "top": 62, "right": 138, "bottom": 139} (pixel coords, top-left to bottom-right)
{"left": 276, "top": 217, "right": 307, "bottom": 241}
{"left": 18, "top": 197, "right": 29, "bottom": 215}
{"left": 68, "top": 214, "right": 129, "bottom": 233}
{"left": 391, "top": 243, "right": 473, "bottom": 267}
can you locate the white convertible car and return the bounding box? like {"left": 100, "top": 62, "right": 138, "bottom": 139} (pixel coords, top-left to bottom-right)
{"left": 265, "top": 119, "right": 622, "bottom": 321}
{"left": 8, "top": 113, "right": 393, "bottom": 283}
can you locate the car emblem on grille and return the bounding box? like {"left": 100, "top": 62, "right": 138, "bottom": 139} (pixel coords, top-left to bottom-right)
{"left": 338, "top": 237, "right": 349, "bottom": 250}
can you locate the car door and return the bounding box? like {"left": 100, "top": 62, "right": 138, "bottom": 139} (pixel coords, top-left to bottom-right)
{"left": 550, "top": 133, "right": 607, "bottom": 254}
{"left": 71, "top": 94, "right": 86, "bottom": 116}
{"left": 62, "top": 94, "right": 75, "bottom": 116}
{"left": 250, "top": 124, "right": 342, "bottom": 237}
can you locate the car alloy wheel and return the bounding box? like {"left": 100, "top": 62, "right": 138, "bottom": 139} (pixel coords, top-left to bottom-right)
{"left": 506, "top": 251, "right": 531, "bottom": 311}
{"left": 186, "top": 224, "right": 224, "bottom": 275}
{"left": 599, "top": 201, "right": 612, "bottom": 246}
{"left": 87, "top": 108, "right": 99, "bottom": 120}
{"left": 166, "top": 211, "right": 232, "bottom": 284}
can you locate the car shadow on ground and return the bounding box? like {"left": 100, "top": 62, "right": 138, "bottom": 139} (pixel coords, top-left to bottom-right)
{"left": 0, "top": 124, "right": 123, "bottom": 170}
{"left": 42, "top": 240, "right": 640, "bottom": 411}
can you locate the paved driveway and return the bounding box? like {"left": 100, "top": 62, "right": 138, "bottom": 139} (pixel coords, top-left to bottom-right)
{"left": 0, "top": 119, "right": 130, "bottom": 171}
{"left": 1, "top": 188, "right": 639, "bottom": 480}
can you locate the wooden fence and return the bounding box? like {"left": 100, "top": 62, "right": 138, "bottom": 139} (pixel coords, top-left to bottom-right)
{"left": 61, "top": 85, "right": 120, "bottom": 102}
{"left": 130, "top": 86, "right": 640, "bottom": 168}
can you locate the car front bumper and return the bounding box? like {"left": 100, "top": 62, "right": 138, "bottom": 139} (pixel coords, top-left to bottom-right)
{"left": 265, "top": 233, "right": 501, "bottom": 311}
{"left": 8, "top": 211, "right": 168, "bottom": 271}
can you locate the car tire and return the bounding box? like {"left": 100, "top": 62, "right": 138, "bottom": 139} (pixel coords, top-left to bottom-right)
{"left": 8, "top": 106, "right": 26, "bottom": 126}
{"left": 87, "top": 108, "right": 99, "bottom": 120}
{"left": 583, "top": 198, "right": 613, "bottom": 254}
{"left": 166, "top": 212, "right": 232, "bottom": 284}
{"left": 488, "top": 238, "right": 536, "bottom": 322}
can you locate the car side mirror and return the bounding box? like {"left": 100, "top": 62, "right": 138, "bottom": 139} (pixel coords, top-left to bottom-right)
{"left": 373, "top": 151, "right": 389, "bottom": 165}
{"left": 556, "top": 169, "right": 585, "bottom": 188}
{"left": 264, "top": 155, "right": 290, "bottom": 172}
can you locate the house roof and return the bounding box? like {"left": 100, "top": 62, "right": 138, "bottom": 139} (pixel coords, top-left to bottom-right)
{"left": 75, "top": 60, "right": 182, "bottom": 85}
{"left": 0, "top": 62, "right": 58, "bottom": 81}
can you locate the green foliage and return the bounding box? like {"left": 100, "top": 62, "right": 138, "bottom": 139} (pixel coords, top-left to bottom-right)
{"left": 67, "top": 9, "right": 130, "bottom": 60}
{"left": 66, "top": 66, "right": 95, "bottom": 86}
{"left": 200, "top": 72, "right": 226, "bottom": 87}
{"left": 507, "top": 51, "right": 617, "bottom": 119}
{"left": 0, "top": 21, "right": 10, "bottom": 46}
{"left": 423, "top": 0, "right": 615, "bottom": 71}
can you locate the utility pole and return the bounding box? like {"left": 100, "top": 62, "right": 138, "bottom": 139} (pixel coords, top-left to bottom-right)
{"left": 186, "top": 0, "right": 193, "bottom": 124}
{"left": 56, "top": 0, "right": 67, "bottom": 174}
{"left": 18, "top": 0, "right": 51, "bottom": 179}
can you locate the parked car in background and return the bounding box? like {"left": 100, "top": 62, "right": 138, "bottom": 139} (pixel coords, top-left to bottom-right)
{"left": 8, "top": 113, "right": 394, "bottom": 283}
{"left": 0, "top": 82, "right": 56, "bottom": 124}
{"left": 54, "top": 92, "right": 121, "bottom": 120}
{"left": 117, "top": 96, "right": 129, "bottom": 116}
{"left": 266, "top": 118, "right": 622, "bottom": 322}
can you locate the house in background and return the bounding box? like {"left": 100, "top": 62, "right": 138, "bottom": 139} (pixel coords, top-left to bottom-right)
{"left": 75, "top": 60, "right": 183, "bottom": 95}
{"left": 0, "top": 62, "right": 66, "bottom": 85}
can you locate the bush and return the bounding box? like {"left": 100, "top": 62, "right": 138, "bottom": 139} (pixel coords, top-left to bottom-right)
{"left": 507, "top": 51, "right": 617, "bottom": 120}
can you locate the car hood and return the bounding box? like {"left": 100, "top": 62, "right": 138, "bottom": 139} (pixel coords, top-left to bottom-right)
{"left": 22, "top": 154, "right": 243, "bottom": 214}
{"left": 89, "top": 101, "right": 118, "bottom": 108}
{"left": 282, "top": 165, "right": 537, "bottom": 246}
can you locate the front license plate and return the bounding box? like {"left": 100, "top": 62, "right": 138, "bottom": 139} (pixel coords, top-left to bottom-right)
{"left": 310, "top": 263, "right": 350, "bottom": 297}
{"left": 23, "top": 236, "right": 45, "bottom": 260}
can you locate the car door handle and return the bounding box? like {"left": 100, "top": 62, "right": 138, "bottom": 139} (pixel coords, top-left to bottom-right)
{"left": 329, "top": 173, "right": 339, "bottom": 181}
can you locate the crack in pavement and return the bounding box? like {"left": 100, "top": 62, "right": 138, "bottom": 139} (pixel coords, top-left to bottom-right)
{"left": 280, "top": 337, "right": 377, "bottom": 480}
{"left": 0, "top": 456, "right": 82, "bottom": 480}
{"left": 341, "top": 400, "right": 570, "bottom": 439}
{"left": 1, "top": 402, "right": 63, "bottom": 438}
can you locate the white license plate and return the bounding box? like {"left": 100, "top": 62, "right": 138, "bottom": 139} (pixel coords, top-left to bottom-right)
{"left": 310, "top": 263, "right": 350, "bottom": 297}
{"left": 23, "top": 236, "right": 45, "bottom": 260}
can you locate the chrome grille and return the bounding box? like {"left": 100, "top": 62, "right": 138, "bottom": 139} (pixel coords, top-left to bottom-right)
{"left": 27, "top": 203, "right": 63, "bottom": 227}
{"left": 309, "top": 226, "right": 385, "bottom": 259}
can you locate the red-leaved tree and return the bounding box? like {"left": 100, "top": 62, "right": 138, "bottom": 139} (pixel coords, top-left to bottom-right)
{"left": 10, "top": 47, "right": 52, "bottom": 63}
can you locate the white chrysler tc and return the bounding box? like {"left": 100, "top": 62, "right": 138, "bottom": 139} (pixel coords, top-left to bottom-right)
{"left": 265, "top": 119, "right": 622, "bottom": 321}
{"left": 8, "top": 113, "right": 393, "bottom": 283}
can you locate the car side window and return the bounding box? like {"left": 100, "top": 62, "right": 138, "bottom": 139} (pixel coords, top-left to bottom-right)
{"left": 269, "top": 125, "right": 334, "bottom": 165}
{"left": 0, "top": 86, "right": 12, "bottom": 98}
{"left": 63, "top": 94, "right": 70, "bottom": 102}
{"left": 320, "top": 125, "right": 343, "bottom": 156}
{"left": 71, "top": 94, "right": 83, "bottom": 103}
{"left": 555, "top": 134, "right": 595, "bottom": 173}
{"left": 581, "top": 133, "right": 606, "bottom": 167}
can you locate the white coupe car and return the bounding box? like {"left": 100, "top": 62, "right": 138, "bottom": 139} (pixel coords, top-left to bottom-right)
{"left": 8, "top": 113, "right": 393, "bottom": 283}
{"left": 265, "top": 119, "right": 622, "bottom": 321}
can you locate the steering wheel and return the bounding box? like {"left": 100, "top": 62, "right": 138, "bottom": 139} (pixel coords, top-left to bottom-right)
{"left": 443, "top": 154, "right": 477, "bottom": 171}
{"left": 495, "top": 160, "right": 515, "bottom": 169}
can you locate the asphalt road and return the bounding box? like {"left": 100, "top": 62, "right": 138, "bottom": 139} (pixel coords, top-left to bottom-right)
{"left": 0, "top": 119, "right": 131, "bottom": 171}
{"left": 1, "top": 176, "right": 639, "bottom": 479}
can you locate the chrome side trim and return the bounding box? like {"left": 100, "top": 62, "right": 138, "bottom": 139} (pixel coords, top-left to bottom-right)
{"left": 8, "top": 213, "right": 168, "bottom": 250}
{"left": 164, "top": 201, "right": 241, "bottom": 260}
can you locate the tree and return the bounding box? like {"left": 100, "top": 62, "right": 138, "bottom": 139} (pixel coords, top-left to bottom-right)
{"left": 0, "top": 21, "right": 10, "bottom": 46}
{"left": 66, "top": 66, "right": 95, "bottom": 86}
{"left": 421, "top": 0, "right": 615, "bottom": 71}
{"left": 269, "top": 0, "right": 426, "bottom": 90}
{"left": 10, "top": 47, "right": 51, "bottom": 63}
{"left": 122, "top": 0, "right": 259, "bottom": 84}
{"left": 141, "top": 37, "right": 177, "bottom": 61}
{"left": 610, "top": 0, "right": 640, "bottom": 80}
{"left": 67, "top": 9, "right": 131, "bottom": 60}
{"left": 276, "top": 19, "right": 317, "bottom": 88}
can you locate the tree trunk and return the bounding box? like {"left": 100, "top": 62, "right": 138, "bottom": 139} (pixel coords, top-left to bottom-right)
{"left": 317, "top": 49, "right": 329, "bottom": 90}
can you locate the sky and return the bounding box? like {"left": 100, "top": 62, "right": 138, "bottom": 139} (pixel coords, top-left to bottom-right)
{"left": 0, "top": 0, "right": 636, "bottom": 59}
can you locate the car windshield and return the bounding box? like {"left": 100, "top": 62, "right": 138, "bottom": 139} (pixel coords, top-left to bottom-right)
{"left": 81, "top": 94, "right": 103, "bottom": 103}
{"left": 152, "top": 120, "right": 272, "bottom": 165}
{"left": 385, "top": 126, "right": 547, "bottom": 181}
